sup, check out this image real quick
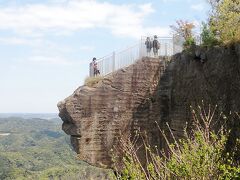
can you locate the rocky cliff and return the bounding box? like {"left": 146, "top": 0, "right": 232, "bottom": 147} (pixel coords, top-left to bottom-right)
{"left": 168, "top": 45, "right": 240, "bottom": 138}
{"left": 58, "top": 57, "right": 166, "bottom": 168}
{"left": 58, "top": 44, "right": 240, "bottom": 168}
{"left": 168, "top": 44, "right": 240, "bottom": 161}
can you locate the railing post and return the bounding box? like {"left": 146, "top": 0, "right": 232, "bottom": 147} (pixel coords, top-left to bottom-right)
{"left": 139, "top": 37, "right": 143, "bottom": 58}
{"left": 165, "top": 43, "right": 167, "bottom": 57}
{"left": 172, "top": 35, "right": 175, "bottom": 55}
{"left": 89, "top": 62, "right": 93, "bottom": 77}
{"left": 112, "top": 51, "right": 115, "bottom": 72}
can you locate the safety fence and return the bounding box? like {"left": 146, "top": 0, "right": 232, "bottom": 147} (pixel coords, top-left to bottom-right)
{"left": 89, "top": 35, "right": 184, "bottom": 77}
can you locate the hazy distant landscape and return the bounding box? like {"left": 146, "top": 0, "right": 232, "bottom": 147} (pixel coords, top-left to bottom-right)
{"left": 0, "top": 113, "right": 58, "bottom": 120}
{"left": 0, "top": 115, "right": 112, "bottom": 180}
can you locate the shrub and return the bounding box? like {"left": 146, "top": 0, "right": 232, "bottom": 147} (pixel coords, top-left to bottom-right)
{"left": 84, "top": 76, "right": 103, "bottom": 87}
{"left": 183, "top": 37, "right": 196, "bottom": 48}
{"left": 201, "top": 22, "right": 219, "bottom": 47}
{"left": 170, "top": 20, "right": 196, "bottom": 49}
{"left": 209, "top": 0, "right": 240, "bottom": 44}
{"left": 114, "top": 105, "right": 240, "bottom": 179}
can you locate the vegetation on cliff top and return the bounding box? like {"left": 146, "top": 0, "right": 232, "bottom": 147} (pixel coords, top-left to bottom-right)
{"left": 171, "top": 0, "right": 240, "bottom": 48}
{"left": 208, "top": 0, "right": 240, "bottom": 44}
{"left": 84, "top": 76, "right": 103, "bottom": 87}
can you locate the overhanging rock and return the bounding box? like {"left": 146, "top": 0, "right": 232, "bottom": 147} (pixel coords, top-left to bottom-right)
{"left": 58, "top": 57, "right": 167, "bottom": 168}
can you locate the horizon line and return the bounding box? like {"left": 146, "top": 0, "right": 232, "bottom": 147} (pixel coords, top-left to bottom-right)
{"left": 0, "top": 112, "right": 58, "bottom": 114}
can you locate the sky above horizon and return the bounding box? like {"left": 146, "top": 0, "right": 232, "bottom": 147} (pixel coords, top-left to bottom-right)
{"left": 0, "top": 0, "right": 210, "bottom": 113}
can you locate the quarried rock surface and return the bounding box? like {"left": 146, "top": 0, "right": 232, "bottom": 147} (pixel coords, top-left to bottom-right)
{"left": 168, "top": 45, "right": 240, "bottom": 140}
{"left": 58, "top": 57, "right": 166, "bottom": 168}
{"left": 166, "top": 45, "right": 240, "bottom": 160}
{"left": 58, "top": 44, "right": 240, "bottom": 168}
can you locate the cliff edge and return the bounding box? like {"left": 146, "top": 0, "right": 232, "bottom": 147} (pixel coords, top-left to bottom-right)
{"left": 58, "top": 57, "right": 166, "bottom": 168}
{"left": 58, "top": 44, "right": 240, "bottom": 168}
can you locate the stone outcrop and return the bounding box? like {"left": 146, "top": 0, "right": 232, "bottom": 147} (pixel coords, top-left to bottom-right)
{"left": 167, "top": 45, "right": 240, "bottom": 139}
{"left": 58, "top": 44, "right": 240, "bottom": 168}
{"left": 58, "top": 57, "right": 166, "bottom": 168}
{"left": 166, "top": 45, "right": 240, "bottom": 161}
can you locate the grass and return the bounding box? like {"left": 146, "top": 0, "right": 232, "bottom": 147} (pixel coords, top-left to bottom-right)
{"left": 84, "top": 76, "right": 103, "bottom": 87}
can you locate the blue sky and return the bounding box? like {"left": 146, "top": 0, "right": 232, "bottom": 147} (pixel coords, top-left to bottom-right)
{"left": 0, "top": 0, "right": 210, "bottom": 113}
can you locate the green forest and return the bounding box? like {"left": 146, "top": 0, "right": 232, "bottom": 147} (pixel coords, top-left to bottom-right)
{"left": 0, "top": 117, "right": 112, "bottom": 180}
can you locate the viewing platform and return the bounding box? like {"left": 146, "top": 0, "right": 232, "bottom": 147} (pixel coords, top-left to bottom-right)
{"left": 89, "top": 36, "right": 184, "bottom": 77}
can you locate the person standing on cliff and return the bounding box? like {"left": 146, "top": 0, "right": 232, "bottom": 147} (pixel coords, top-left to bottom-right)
{"left": 145, "top": 37, "right": 152, "bottom": 57}
{"left": 152, "top": 35, "right": 160, "bottom": 57}
{"left": 92, "top": 57, "right": 99, "bottom": 76}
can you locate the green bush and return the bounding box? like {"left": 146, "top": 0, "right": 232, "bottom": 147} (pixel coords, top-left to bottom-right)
{"left": 114, "top": 105, "right": 240, "bottom": 179}
{"left": 209, "top": 0, "right": 240, "bottom": 44}
{"left": 201, "top": 22, "right": 219, "bottom": 47}
{"left": 183, "top": 37, "right": 196, "bottom": 49}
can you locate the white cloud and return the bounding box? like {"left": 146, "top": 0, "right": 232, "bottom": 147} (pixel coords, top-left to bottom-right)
{"left": 0, "top": 37, "right": 31, "bottom": 45}
{"left": 0, "top": 0, "right": 170, "bottom": 38}
{"left": 192, "top": 20, "right": 202, "bottom": 34}
{"left": 161, "top": 0, "right": 181, "bottom": 3}
{"left": 190, "top": 3, "right": 205, "bottom": 11}
{"left": 144, "top": 27, "right": 171, "bottom": 37}
{"left": 28, "top": 56, "right": 72, "bottom": 65}
{"left": 0, "top": 36, "right": 76, "bottom": 56}
{"left": 79, "top": 45, "right": 95, "bottom": 52}
{"left": 138, "top": 3, "right": 155, "bottom": 15}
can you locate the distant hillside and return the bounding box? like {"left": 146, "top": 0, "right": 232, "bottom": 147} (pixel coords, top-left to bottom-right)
{"left": 0, "top": 117, "right": 112, "bottom": 180}
{"left": 0, "top": 113, "right": 59, "bottom": 120}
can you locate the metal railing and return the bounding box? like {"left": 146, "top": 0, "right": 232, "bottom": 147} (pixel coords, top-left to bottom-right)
{"left": 89, "top": 36, "right": 184, "bottom": 77}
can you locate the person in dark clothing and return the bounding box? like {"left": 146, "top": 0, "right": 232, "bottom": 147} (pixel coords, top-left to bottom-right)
{"left": 152, "top": 35, "right": 160, "bottom": 57}
{"left": 92, "top": 57, "right": 100, "bottom": 76}
{"left": 145, "top": 37, "right": 152, "bottom": 56}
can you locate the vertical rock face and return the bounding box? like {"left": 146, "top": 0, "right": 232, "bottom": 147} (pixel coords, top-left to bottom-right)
{"left": 58, "top": 44, "right": 240, "bottom": 168}
{"left": 58, "top": 57, "right": 166, "bottom": 168}
{"left": 165, "top": 45, "right": 240, "bottom": 141}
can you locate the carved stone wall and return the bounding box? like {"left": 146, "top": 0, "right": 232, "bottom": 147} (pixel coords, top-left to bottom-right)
{"left": 58, "top": 44, "right": 240, "bottom": 168}
{"left": 58, "top": 57, "right": 166, "bottom": 168}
